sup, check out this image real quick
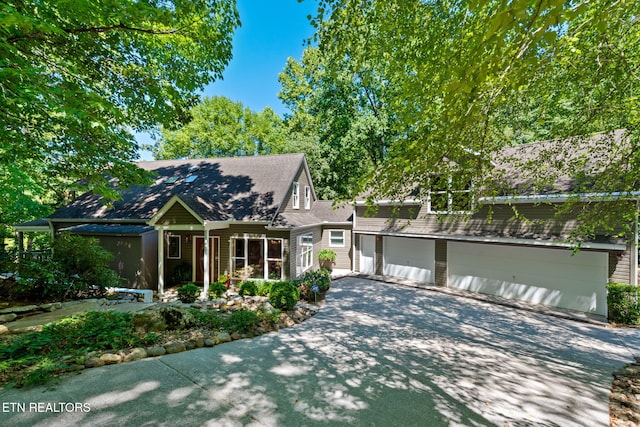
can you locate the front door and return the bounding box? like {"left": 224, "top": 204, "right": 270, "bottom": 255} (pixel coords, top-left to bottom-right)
{"left": 194, "top": 236, "right": 219, "bottom": 282}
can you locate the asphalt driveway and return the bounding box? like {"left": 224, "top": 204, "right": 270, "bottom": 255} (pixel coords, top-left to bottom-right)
{"left": 1, "top": 277, "right": 639, "bottom": 426}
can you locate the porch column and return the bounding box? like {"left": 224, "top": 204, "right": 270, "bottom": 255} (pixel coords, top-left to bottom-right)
{"left": 203, "top": 229, "right": 210, "bottom": 299}
{"left": 158, "top": 229, "right": 164, "bottom": 296}
{"left": 16, "top": 231, "right": 24, "bottom": 258}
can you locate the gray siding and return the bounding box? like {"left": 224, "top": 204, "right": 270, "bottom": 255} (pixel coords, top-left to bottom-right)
{"left": 609, "top": 250, "right": 632, "bottom": 284}
{"left": 280, "top": 164, "right": 314, "bottom": 215}
{"left": 290, "top": 226, "right": 322, "bottom": 278}
{"left": 354, "top": 202, "right": 628, "bottom": 244}
{"left": 321, "top": 225, "right": 352, "bottom": 270}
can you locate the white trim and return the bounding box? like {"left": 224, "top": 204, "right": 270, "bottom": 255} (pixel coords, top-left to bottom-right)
{"left": 634, "top": 201, "right": 639, "bottom": 286}
{"left": 193, "top": 236, "right": 220, "bottom": 284}
{"left": 328, "top": 230, "right": 346, "bottom": 247}
{"left": 148, "top": 195, "right": 204, "bottom": 226}
{"left": 299, "top": 233, "right": 314, "bottom": 272}
{"left": 155, "top": 225, "right": 205, "bottom": 231}
{"left": 353, "top": 230, "right": 627, "bottom": 251}
{"left": 480, "top": 191, "right": 640, "bottom": 205}
{"left": 292, "top": 181, "right": 300, "bottom": 209}
{"left": 158, "top": 229, "right": 164, "bottom": 296}
{"left": 304, "top": 185, "right": 311, "bottom": 209}
{"left": 167, "top": 235, "right": 181, "bottom": 259}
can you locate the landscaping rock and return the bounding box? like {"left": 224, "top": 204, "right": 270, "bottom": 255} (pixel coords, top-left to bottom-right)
{"left": 164, "top": 341, "right": 186, "bottom": 354}
{"left": 0, "top": 304, "right": 38, "bottom": 314}
{"left": 191, "top": 337, "right": 205, "bottom": 348}
{"left": 204, "top": 338, "right": 215, "bottom": 347}
{"left": 146, "top": 346, "right": 167, "bottom": 357}
{"left": 85, "top": 357, "right": 105, "bottom": 368}
{"left": 215, "top": 332, "right": 231, "bottom": 343}
{"left": 0, "top": 325, "right": 8, "bottom": 335}
{"left": 124, "top": 348, "right": 147, "bottom": 362}
{"left": 132, "top": 310, "right": 167, "bottom": 333}
{"left": 100, "top": 353, "right": 122, "bottom": 364}
{"left": 0, "top": 313, "right": 17, "bottom": 323}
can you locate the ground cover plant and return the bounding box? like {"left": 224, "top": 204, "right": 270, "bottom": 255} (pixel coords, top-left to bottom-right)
{"left": 0, "top": 311, "right": 162, "bottom": 388}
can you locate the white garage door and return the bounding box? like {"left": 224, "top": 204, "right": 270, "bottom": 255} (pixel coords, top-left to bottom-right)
{"left": 448, "top": 242, "right": 608, "bottom": 315}
{"left": 383, "top": 236, "right": 435, "bottom": 283}
{"left": 359, "top": 235, "right": 376, "bottom": 274}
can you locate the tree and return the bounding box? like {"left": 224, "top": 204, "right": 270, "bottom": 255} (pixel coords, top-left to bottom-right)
{"left": 152, "top": 96, "right": 288, "bottom": 159}
{"left": 278, "top": 46, "right": 394, "bottom": 199}
{"left": 0, "top": 0, "right": 240, "bottom": 234}
{"left": 311, "top": 0, "right": 640, "bottom": 241}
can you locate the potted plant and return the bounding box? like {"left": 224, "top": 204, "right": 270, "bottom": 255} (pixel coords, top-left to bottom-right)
{"left": 318, "top": 249, "right": 336, "bottom": 270}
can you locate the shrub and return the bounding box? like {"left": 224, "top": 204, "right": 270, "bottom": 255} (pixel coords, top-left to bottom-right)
{"left": 268, "top": 281, "right": 300, "bottom": 310}
{"left": 256, "top": 281, "right": 272, "bottom": 296}
{"left": 177, "top": 283, "right": 200, "bottom": 303}
{"left": 170, "top": 263, "right": 192, "bottom": 285}
{"left": 15, "top": 233, "right": 121, "bottom": 301}
{"left": 208, "top": 281, "right": 227, "bottom": 299}
{"left": 226, "top": 309, "right": 260, "bottom": 334}
{"left": 607, "top": 282, "right": 640, "bottom": 325}
{"left": 189, "top": 309, "right": 225, "bottom": 329}
{"left": 239, "top": 280, "right": 258, "bottom": 297}
{"left": 318, "top": 248, "right": 336, "bottom": 264}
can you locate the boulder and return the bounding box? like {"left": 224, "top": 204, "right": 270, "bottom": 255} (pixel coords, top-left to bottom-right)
{"left": 84, "top": 357, "right": 105, "bottom": 368}
{"left": 124, "top": 348, "right": 148, "bottom": 362}
{"left": 164, "top": 341, "right": 186, "bottom": 354}
{"left": 0, "top": 313, "right": 17, "bottom": 323}
{"left": 146, "top": 346, "right": 167, "bottom": 357}
{"left": 100, "top": 353, "right": 122, "bottom": 364}
{"left": 215, "top": 332, "right": 232, "bottom": 343}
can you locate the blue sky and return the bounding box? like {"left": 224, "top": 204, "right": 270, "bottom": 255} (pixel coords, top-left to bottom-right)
{"left": 137, "top": 0, "right": 318, "bottom": 160}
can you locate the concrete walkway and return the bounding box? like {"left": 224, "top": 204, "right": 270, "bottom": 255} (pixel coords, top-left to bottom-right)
{"left": 1, "top": 277, "right": 639, "bottom": 426}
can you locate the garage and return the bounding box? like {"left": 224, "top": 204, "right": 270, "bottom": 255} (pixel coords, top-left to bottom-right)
{"left": 447, "top": 241, "right": 608, "bottom": 315}
{"left": 383, "top": 236, "right": 435, "bottom": 283}
{"left": 359, "top": 235, "right": 376, "bottom": 274}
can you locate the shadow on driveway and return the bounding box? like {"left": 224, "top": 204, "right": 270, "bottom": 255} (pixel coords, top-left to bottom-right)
{"left": 1, "top": 277, "right": 637, "bottom": 426}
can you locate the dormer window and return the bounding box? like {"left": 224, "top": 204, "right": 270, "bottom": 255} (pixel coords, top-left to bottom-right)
{"left": 292, "top": 181, "right": 300, "bottom": 209}
{"left": 426, "top": 173, "right": 473, "bottom": 213}
{"left": 304, "top": 186, "right": 311, "bottom": 209}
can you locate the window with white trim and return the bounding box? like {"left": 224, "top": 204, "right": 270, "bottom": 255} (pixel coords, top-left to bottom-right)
{"left": 329, "top": 230, "right": 345, "bottom": 247}
{"left": 167, "top": 235, "right": 181, "bottom": 259}
{"left": 304, "top": 185, "right": 311, "bottom": 209}
{"left": 300, "top": 233, "right": 313, "bottom": 271}
{"left": 231, "top": 237, "right": 284, "bottom": 280}
{"left": 292, "top": 181, "right": 300, "bottom": 209}
{"left": 427, "top": 174, "right": 473, "bottom": 213}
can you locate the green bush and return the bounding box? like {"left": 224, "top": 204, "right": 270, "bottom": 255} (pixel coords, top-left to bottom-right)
{"left": 208, "top": 281, "right": 227, "bottom": 299}
{"left": 189, "top": 309, "right": 225, "bottom": 329}
{"left": 607, "top": 282, "right": 640, "bottom": 325}
{"left": 16, "top": 233, "right": 121, "bottom": 300}
{"left": 0, "top": 311, "right": 159, "bottom": 387}
{"left": 256, "top": 281, "right": 272, "bottom": 296}
{"left": 226, "top": 309, "right": 260, "bottom": 334}
{"left": 318, "top": 248, "right": 336, "bottom": 263}
{"left": 170, "top": 263, "right": 192, "bottom": 285}
{"left": 268, "top": 281, "right": 300, "bottom": 310}
{"left": 239, "top": 280, "right": 258, "bottom": 297}
{"left": 177, "top": 283, "right": 200, "bottom": 303}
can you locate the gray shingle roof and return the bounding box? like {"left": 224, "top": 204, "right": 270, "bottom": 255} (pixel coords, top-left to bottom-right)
{"left": 49, "top": 154, "right": 307, "bottom": 223}
{"left": 276, "top": 201, "right": 353, "bottom": 227}
{"left": 492, "top": 129, "right": 630, "bottom": 195}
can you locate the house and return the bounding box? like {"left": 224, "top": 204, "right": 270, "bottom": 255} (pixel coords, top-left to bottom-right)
{"left": 16, "top": 154, "right": 352, "bottom": 296}
{"left": 352, "top": 131, "right": 638, "bottom": 317}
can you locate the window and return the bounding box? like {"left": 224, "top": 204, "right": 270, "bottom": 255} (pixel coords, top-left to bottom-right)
{"left": 329, "top": 230, "right": 345, "bottom": 247}
{"left": 304, "top": 186, "right": 311, "bottom": 209}
{"left": 292, "top": 181, "right": 300, "bottom": 209}
{"left": 184, "top": 174, "right": 198, "bottom": 183}
{"left": 167, "top": 235, "right": 181, "bottom": 259}
{"left": 427, "top": 174, "right": 473, "bottom": 213}
{"left": 231, "top": 237, "right": 284, "bottom": 280}
{"left": 300, "top": 233, "right": 313, "bottom": 271}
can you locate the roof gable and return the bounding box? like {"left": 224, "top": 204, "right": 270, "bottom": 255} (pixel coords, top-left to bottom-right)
{"left": 49, "top": 154, "right": 308, "bottom": 223}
